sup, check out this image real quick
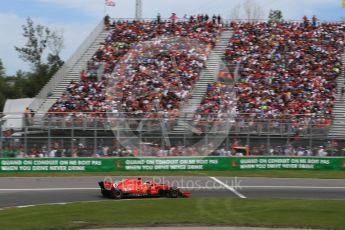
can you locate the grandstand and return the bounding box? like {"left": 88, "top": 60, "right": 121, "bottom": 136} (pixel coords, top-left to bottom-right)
{"left": 29, "top": 21, "right": 109, "bottom": 122}
{"left": 1, "top": 16, "right": 345, "bottom": 158}
{"left": 329, "top": 52, "right": 345, "bottom": 138}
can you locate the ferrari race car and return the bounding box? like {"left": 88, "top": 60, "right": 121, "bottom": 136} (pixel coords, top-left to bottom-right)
{"left": 98, "top": 178, "right": 190, "bottom": 199}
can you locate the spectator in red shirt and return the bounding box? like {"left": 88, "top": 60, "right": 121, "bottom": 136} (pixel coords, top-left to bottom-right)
{"left": 80, "top": 70, "right": 86, "bottom": 81}
{"left": 170, "top": 13, "right": 178, "bottom": 23}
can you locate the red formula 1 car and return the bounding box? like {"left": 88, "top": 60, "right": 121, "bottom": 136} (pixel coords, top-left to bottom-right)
{"left": 98, "top": 178, "right": 190, "bottom": 199}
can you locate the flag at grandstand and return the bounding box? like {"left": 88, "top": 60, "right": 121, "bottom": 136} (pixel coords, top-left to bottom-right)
{"left": 342, "top": 0, "right": 345, "bottom": 8}
{"left": 105, "top": 0, "right": 115, "bottom": 7}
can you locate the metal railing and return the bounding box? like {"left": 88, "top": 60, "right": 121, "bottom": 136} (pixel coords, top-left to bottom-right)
{"left": 0, "top": 112, "right": 343, "bottom": 158}
{"left": 111, "top": 17, "right": 345, "bottom": 24}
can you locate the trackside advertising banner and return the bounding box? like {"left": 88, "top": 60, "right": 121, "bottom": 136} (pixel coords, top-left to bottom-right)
{"left": 0, "top": 157, "right": 344, "bottom": 172}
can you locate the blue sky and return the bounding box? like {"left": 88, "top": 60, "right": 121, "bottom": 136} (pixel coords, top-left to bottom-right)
{"left": 0, "top": 0, "right": 344, "bottom": 75}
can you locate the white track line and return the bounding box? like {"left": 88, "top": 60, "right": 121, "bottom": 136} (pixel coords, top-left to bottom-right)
{"left": 16, "top": 203, "right": 67, "bottom": 208}
{"left": 184, "top": 186, "right": 345, "bottom": 190}
{"left": 0, "top": 199, "right": 165, "bottom": 210}
{"left": 242, "top": 186, "right": 345, "bottom": 189}
{"left": 209, "top": 177, "right": 246, "bottom": 199}
{"left": 0, "top": 187, "right": 219, "bottom": 191}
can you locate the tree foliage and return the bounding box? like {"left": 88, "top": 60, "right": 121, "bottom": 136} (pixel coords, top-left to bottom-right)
{"left": 269, "top": 10, "right": 283, "bottom": 22}
{"left": 0, "top": 59, "right": 7, "bottom": 111}
{"left": 15, "top": 17, "right": 64, "bottom": 69}
{"left": 0, "top": 18, "right": 65, "bottom": 112}
{"left": 15, "top": 18, "right": 49, "bottom": 67}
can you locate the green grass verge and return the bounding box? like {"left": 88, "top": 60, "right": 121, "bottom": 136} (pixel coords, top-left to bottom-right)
{"left": 1, "top": 198, "right": 345, "bottom": 230}
{"left": 1, "top": 170, "right": 345, "bottom": 179}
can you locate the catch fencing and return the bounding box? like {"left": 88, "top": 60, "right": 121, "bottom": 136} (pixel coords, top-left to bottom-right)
{"left": 0, "top": 112, "right": 343, "bottom": 158}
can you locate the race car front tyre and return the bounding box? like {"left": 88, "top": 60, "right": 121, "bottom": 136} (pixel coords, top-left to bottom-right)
{"left": 101, "top": 190, "right": 108, "bottom": 197}
{"left": 159, "top": 189, "right": 167, "bottom": 197}
{"left": 111, "top": 188, "right": 123, "bottom": 199}
{"left": 168, "top": 187, "right": 179, "bottom": 198}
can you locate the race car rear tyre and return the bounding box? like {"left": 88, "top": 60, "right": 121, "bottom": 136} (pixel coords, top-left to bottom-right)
{"left": 101, "top": 190, "right": 108, "bottom": 197}
{"left": 168, "top": 187, "right": 179, "bottom": 198}
{"left": 111, "top": 188, "right": 123, "bottom": 199}
{"left": 159, "top": 189, "right": 167, "bottom": 197}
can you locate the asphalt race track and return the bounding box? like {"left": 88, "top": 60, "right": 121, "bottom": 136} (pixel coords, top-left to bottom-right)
{"left": 0, "top": 176, "right": 344, "bottom": 209}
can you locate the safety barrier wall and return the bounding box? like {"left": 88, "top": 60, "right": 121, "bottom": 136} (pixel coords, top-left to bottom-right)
{"left": 0, "top": 157, "right": 344, "bottom": 172}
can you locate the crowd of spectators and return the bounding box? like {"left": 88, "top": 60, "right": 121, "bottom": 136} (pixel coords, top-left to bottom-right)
{"left": 227, "top": 21, "right": 344, "bottom": 123}
{"left": 194, "top": 19, "right": 344, "bottom": 133}
{"left": 47, "top": 16, "right": 344, "bottom": 138}
{"left": 48, "top": 17, "right": 223, "bottom": 120}
{"left": 193, "top": 81, "right": 237, "bottom": 131}
{"left": 48, "top": 79, "right": 108, "bottom": 116}
{"left": 105, "top": 36, "right": 212, "bottom": 119}
{"left": 2, "top": 140, "right": 343, "bottom": 158}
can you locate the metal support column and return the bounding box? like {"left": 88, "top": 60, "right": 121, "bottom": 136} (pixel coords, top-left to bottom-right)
{"left": 0, "top": 119, "right": 4, "bottom": 158}
{"left": 94, "top": 129, "right": 97, "bottom": 156}
{"left": 309, "top": 124, "right": 313, "bottom": 150}
{"left": 267, "top": 120, "right": 271, "bottom": 155}
{"left": 48, "top": 127, "right": 51, "bottom": 154}
{"left": 24, "top": 126, "right": 28, "bottom": 156}
{"left": 183, "top": 113, "right": 186, "bottom": 152}
{"left": 71, "top": 129, "right": 75, "bottom": 153}
{"left": 135, "top": 0, "right": 142, "bottom": 19}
